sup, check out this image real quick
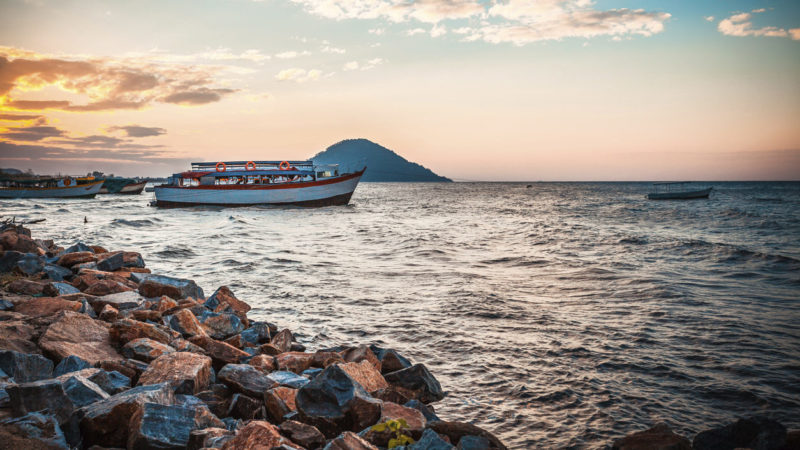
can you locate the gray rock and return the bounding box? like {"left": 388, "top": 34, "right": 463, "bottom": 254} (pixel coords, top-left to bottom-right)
{"left": 137, "top": 274, "right": 204, "bottom": 300}
{"left": 410, "top": 429, "right": 455, "bottom": 449}
{"left": 384, "top": 364, "right": 445, "bottom": 403}
{"left": 0, "top": 299, "right": 13, "bottom": 311}
{"left": 457, "top": 435, "right": 492, "bottom": 449}
{"left": 128, "top": 402, "right": 197, "bottom": 449}
{"left": 44, "top": 282, "right": 81, "bottom": 296}
{"left": 90, "top": 290, "right": 146, "bottom": 311}
{"left": 6, "top": 379, "right": 74, "bottom": 424}
{"left": 16, "top": 253, "right": 44, "bottom": 276}
{"left": 65, "top": 242, "right": 94, "bottom": 254}
{"left": 62, "top": 374, "right": 110, "bottom": 407}
{"left": 240, "top": 322, "right": 271, "bottom": 346}
{"left": 268, "top": 370, "right": 310, "bottom": 389}
{"left": 87, "top": 369, "right": 131, "bottom": 395}
{"left": 225, "top": 393, "right": 263, "bottom": 420}
{"left": 405, "top": 399, "right": 440, "bottom": 422}
{"left": 43, "top": 263, "right": 73, "bottom": 281}
{"left": 217, "top": 364, "right": 277, "bottom": 398}
{"left": 198, "top": 310, "right": 245, "bottom": 340}
{"left": 0, "top": 350, "right": 54, "bottom": 382}
{"left": 96, "top": 251, "right": 124, "bottom": 272}
{"left": 0, "top": 251, "right": 24, "bottom": 273}
{"left": 0, "top": 411, "right": 69, "bottom": 449}
{"left": 54, "top": 355, "right": 92, "bottom": 377}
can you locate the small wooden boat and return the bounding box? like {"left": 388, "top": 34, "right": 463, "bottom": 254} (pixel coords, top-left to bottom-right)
{"left": 154, "top": 160, "right": 365, "bottom": 207}
{"left": 99, "top": 178, "right": 147, "bottom": 195}
{"left": 0, "top": 176, "right": 104, "bottom": 199}
{"left": 647, "top": 182, "right": 712, "bottom": 200}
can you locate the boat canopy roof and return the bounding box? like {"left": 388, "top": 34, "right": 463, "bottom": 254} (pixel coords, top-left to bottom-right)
{"left": 178, "top": 169, "right": 314, "bottom": 178}
{"left": 191, "top": 161, "right": 315, "bottom": 170}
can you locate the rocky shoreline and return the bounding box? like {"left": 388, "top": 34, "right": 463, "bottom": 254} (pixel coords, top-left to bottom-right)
{"left": 0, "top": 221, "right": 797, "bottom": 450}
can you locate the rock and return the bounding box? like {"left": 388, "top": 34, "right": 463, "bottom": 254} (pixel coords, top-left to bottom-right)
{"left": 280, "top": 420, "right": 326, "bottom": 449}
{"left": 324, "top": 431, "right": 378, "bottom": 450}
{"left": 384, "top": 364, "right": 444, "bottom": 403}
{"left": 98, "top": 304, "right": 118, "bottom": 322}
{"left": 693, "top": 416, "right": 787, "bottom": 450}
{"left": 165, "top": 308, "right": 208, "bottom": 338}
{"left": 199, "top": 311, "right": 245, "bottom": 340}
{"left": 84, "top": 279, "right": 133, "bottom": 296}
{"left": 57, "top": 251, "right": 96, "bottom": 268}
{"left": 271, "top": 329, "right": 294, "bottom": 353}
{"left": 339, "top": 360, "right": 389, "bottom": 393}
{"left": 204, "top": 286, "right": 250, "bottom": 317}
{"left": 218, "top": 364, "right": 277, "bottom": 397}
{"left": 64, "top": 242, "right": 94, "bottom": 254}
{"left": 276, "top": 351, "right": 315, "bottom": 374}
{"left": 54, "top": 355, "right": 93, "bottom": 376}
{"left": 428, "top": 422, "right": 507, "bottom": 450}
{"left": 0, "top": 320, "right": 41, "bottom": 354}
{"left": 138, "top": 352, "right": 213, "bottom": 395}
{"left": 171, "top": 338, "right": 207, "bottom": 354}
{"left": 296, "top": 364, "right": 383, "bottom": 437}
{"left": 196, "top": 385, "right": 233, "bottom": 419}
{"left": 0, "top": 350, "right": 54, "bottom": 382}
{"left": 226, "top": 393, "right": 263, "bottom": 420}
{"left": 7, "top": 278, "right": 46, "bottom": 295}
{"left": 410, "top": 428, "right": 455, "bottom": 449}
{"left": 39, "top": 311, "right": 122, "bottom": 364}
{"left": 268, "top": 370, "right": 310, "bottom": 389}
{"left": 1, "top": 231, "right": 41, "bottom": 254}
{"left": 122, "top": 338, "right": 176, "bottom": 363}
{"left": 380, "top": 401, "right": 426, "bottom": 437}
{"left": 15, "top": 253, "right": 44, "bottom": 276}
{"left": 127, "top": 402, "right": 198, "bottom": 450}
{"left": 187, "top": 427, "right": 233, "bottom": 450}
{"left": 457, "top": 435, "right": 492, "bottom": 449}
{"left": 90, "top": 245, "right": 107, "bottom": 254}
{"left": 62, "top": 374, "right": 111, "bottom": 408}
{"left": 43, "top": 263, "right": 73, "bottom": 281}
{"left": 80, "top": 383, "right": 174, "bottom": 448}
{"left": 611, "top": 423, "right": 691, "bottom": 450}
{"left": 249, "top": 354, "right": 277, "bottom": 372}
{"left": 156, "top": 296, "right": 179, "bottom": 312}
{"left": 189, "top": 336, "right": 250, "bottom": 369}
{"left": 138, "top": 274, "right": 204, "bottom": 300}
{"left": 260, "top": 343, "right": 283, "bottom": 356}
{"left": 264, "top": 386, "right": 298, "bottom": 423}
{"left": 0, "top": 412, "right": 69, "bottom": 449}
{"left": 341, "top": 345, "right": 382, "bottom": 372}
{"left": 127, "top": 308, "right": 161, "bottom": 322}
{"left": 0, "top": 299, "right": 13, "bottom": 311}
{"left": 122, "top": 251, "right": 145, "bottom": 268}
{"left": 405, "top": 399, "right": 440, "bottom": 423}
{"left": 240, "top": 322, "right": 271, "bottom": 346}
{"left": 6, "top": 379, "right": 74, "bottom": 424}
{"left": 373, "top": 386, "right": 410, "bottom": 404}
{"left": 86, "top": 369, "right": 131, "bottom": 395}
{"left": 0, "top": 250, "right": 24, "bottom": 273}
{"left": 110, "top": 318, "right": 179, "bottom": 345}
{"left": 90, "top": 290, "right": 146, "bottom": 312}
{"left": 96, "top": 251, "right": 124, "bottom": 272}
{"left": 312, "top": 351, "right": 345, "bottom": 368}
{"left": 220, "top": 420, "right": 293, "bottom": 450}
{"left": 13, "top": 296, "right": 83, "bottom": 317}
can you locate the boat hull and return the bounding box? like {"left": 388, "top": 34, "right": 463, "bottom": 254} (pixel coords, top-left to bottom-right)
{"left": 0, "top": 181, "right": 104, "bottom": 199}
{"left": 647, "top": 187, "right": 712, "bottom": 200}
{"left": 117, "top": 180, "right": 147, "bottom": 195}
{"left": 100, "top": 179, "right": 147, "bottom": 195}
{"left": 153, "top": 170, "right": 363, "bottom": 207}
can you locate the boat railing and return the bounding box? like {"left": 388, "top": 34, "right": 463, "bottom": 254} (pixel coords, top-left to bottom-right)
{"left": 191, "top": 161, "right": 315, "bottom": 171}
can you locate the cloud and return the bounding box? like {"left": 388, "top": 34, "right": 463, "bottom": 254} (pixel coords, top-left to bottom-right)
{"left": 0, "top": 113, "right": 43, "bottom": 121}
{"left": 321, "top": 45, "right": 346, "bottom": 54}
{"left": 275, "top": 50, "right": 311, "bottom": 59}
{"left": 0, "top": 125, "right": 65, "bottom": 141}
{"left": 704, "top": 16, "right": 715, "bottom": 22}
{"left": 369, "top": 28, "right": 386, "bottom": 35}
{"left": 0, "top": 47, "right": 239, "bottom": 113}
{"left": 343, "top": 61, "right": 360, "bottom": 71}
{"left": 106, "top": 125, "right": 166, "bottom": 138}
{"left": 290, "top": 0, "right": 671, "bottom": 44}
{"left": 717, "top": 10, "right": 799, "bottom": 40}
{"left": 406, "top": 28, "right": 427, "bottom": 36}
{"left": 343, "top": 58, "right": 384, "bottom": 72}
{"left": 274, "top": 68, "right": 323, "bottom": 82}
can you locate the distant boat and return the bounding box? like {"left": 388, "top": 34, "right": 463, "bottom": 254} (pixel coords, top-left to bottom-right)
{"left": 145, "top": 186, "right": 155, "bottom": 193}
{"left": 647, "top": 182, "right": 712, "bottom": 200}
{"left": 153, "top": 160, "right": 365, "bottom": 207}
{"left": 99, "top": 178, "right": 147, "bottom": 195}
{"left": 0, "top": 176, "right": 103, "bottom": 199}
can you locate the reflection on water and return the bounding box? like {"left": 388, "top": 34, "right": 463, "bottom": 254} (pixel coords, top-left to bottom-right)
{"left": 4, "top": 181, "right": 800, "bottom": 448}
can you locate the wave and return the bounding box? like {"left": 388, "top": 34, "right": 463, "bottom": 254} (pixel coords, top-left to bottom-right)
{"left": 109, "top": 218, "right": 160, "bottom": 228}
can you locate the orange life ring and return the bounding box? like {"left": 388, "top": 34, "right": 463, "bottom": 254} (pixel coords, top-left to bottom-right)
{"left": 245, "top": 161, "right": 257, "bottom": 171}
{"left": 279, "top": 161, "right": 291, "bottom": 170}
{"left": 64, "top": 178, "right": 71, "bottom": 186}
{"left": 215, "top": 162, "right": 226, "bottom": 172}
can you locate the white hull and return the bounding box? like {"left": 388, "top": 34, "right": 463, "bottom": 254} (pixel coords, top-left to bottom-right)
{"left": 0, "top": 181, "right": 103, "bottom": 199}
{"left": 154, "top": 171, "right": 362, "bottom": 207}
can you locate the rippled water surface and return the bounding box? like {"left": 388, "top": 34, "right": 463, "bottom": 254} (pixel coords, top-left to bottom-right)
{"left": 4, "top": 182, "right": 800, "bottom": 448}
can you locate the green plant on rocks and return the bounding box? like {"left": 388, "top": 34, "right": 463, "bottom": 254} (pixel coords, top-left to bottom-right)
{"left": 371, "top": 418, "right": 415, "bottom": 448}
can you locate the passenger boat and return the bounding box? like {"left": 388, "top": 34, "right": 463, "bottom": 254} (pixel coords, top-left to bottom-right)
{"left": 0, "top": 176, "right": 104, "bottom": 199}
{"left": 99, "top": 178, "right": 147, "bottom": 195}
{"left": 153, "top": 160, "right": 365, "bottom": 207}
{"left": 647, "top": 182, "right": 712, "bottom": 200}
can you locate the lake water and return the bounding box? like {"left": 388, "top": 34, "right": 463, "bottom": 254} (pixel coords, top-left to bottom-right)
{"left": 3, "top": 181, "right": 799, "bottom": 448}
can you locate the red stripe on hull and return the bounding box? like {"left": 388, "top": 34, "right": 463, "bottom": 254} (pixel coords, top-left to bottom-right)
{"left": 154, "top": 192, "right": 354, "bottom": 208}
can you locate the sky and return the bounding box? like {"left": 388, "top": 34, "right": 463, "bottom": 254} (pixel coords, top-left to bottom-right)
{"left": 0, "top": 0, "right": 799, "bottom": 181}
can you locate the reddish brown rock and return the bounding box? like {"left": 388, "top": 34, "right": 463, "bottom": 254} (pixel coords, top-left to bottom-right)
{"left": 312, "top": 351, "right": 345, "bottom": 368}
{"left": 122, "top": 338, "right": 176, "bottom": 363}
{"left": 98, "top": 304, "right": 119, "bottom": 322}
{"left": 188, "top": 335, "right": 249, "bottom": 369}
{"left": 130, "top": 309, "right": 161, "bottom": 322}
{"left": 57, "top": 251, "right": 96, "bottom": 268}
{"left": 170, "top": 338, "right": 207, "bottom": 354}
{"left": 341, "top": 345, "right": 382, "bottom": 372}
{"left": 84, "top": 279, "right": 133, "bottom": 296}
{"left": 220, "top": 420, "right": 296, "bottom": 450}
{"left": 226, "top": 393, "right": 264, "bottom": 420}
{"left": 139, "top": 279, "right": 183, "bottom": 299}
{"left": 205, "top": 285, "right": 251, "bottom": 316}
{"left": 380, "top": 402, "right": 426, "bottom": 436}
{"left": 39, "top": 311, "right": 122, "bottom": 364}
{"left": 428, "top": 421, "right": 508, "bottom": 450}
{"left": 264, "top": 386, "right": 297, "bottom": 423}
{"left": 259, "top": 343, "right": 283, "bottom": 356}
{"left": 325, "top": 432, "right": 379, "bottom": 450}
{"left": 225, "top": 334, "right": 245, "bottom": 349}
{"left": 371, "top": 386, "right": 410, "bottom": 405}
{"left": 164, "top": 308, "right": 206, "bottom": 338}
{"left": 1, "top": 231, "right": 42, "bottom": 253}
{"left": 271, "top": 329, "right": 294, "bottom": 353}
{"left": 99, "top": 359, "right": 138, "bottom": 381}
{"left": 276, "top": 351, "right": 314, "bottom": 374}
{"left": 0, "top": 320, "right": 40, "bottom": 354}
{"left": 12, "top": 296, "right": 82, "bottom": 317}
{"left": 138, "top": 351, "right": 213, "bottom": 394}
{"left": 218, "top": 364, "right": 277, "bottom": 397}
{"left": 339, "top": 360, "right": 389, "bottom": 393}
{"left": 155, "top": 296, "right": 178, "bottom": 312}
{"left": 279, "top": 420, "right": 325, "bottom": 449}
{"left": 188, "top": 427, "right": 233, "bottom": 450}
{"left": 110, "top": 318, "right": 179, "bottom": 345}
{"left": 7, "top": 279, "right": 46, "bottom": 296}
{"left": 90, "top": 245, "right": 108, "bottom": 254}
{"left": 612, "top": 423, "right": 691, "bottom": 450}
{"left": 249, "top": 354, "right": 277, "bottom": 373}
{"left": 122, "top": 251, "right": 145, "bottom": 268}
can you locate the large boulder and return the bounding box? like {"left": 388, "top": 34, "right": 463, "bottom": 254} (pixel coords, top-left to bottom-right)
{"left": 199, "top": 311, "right": 245, "bottom": 340}
{"left": 122, "top": 251, "right": 146, "bottom": 268}
{"left": 84, "top": 368, "right": 131, "bottom": 395}
{"left": 0, "top": 350, "right": 53, "bottom": 382}
{"left": 79, "top": 383, "right": 174, "bottom": 448}
{"left": 204, "top": 286, "right": 250, "bottom": 317}
{"left": 64, "top": 242, "right": 94, "bottom": 254}
{"left": 0, "top": 321, "right": 41, "bottom": 354}
{"left": 409, "top": 428, "right": 455, "bottom": 449}
{"left": 187, "top": 427, "right": 234, "bottom": 450}
{"left": 127, "top": 402, "right": 200, "bottom": 449}
{"left": 110, "top": 318, "right": 179, "bottom": 345}
{"left": 57, "top": 251, "right": 96, "bottom": 268}
{"left": 220, "top": 420, "right": 295, "bottom": 449}
{"left": 43, "top": 263, "right": 73, "bottom": 282}
{"left": 384, "top": 364, "right": 444, "bottom": 403}
{"left": 693, "top": 416, "right": 787, "bottom": 450}
{"left": 188, "top": 336, "right": 250, "bottom": 369}
{"left": 6, "top": 379, "right": 74, "bottom": 424}
{"left": 296, "top": 364, "right": 383, "bottom": 437}
{"left": 218, "top": 363, "right": 277, "bottom": 398}
{"left": 15, "top": 253, "right": 44, "bottom": 276}
{"left": 138, "top": 274, "right": 204, "bottom": 300}
{"left": 612, "top": 423, "right": 691, "bottom": 450}
{"left": 138, "top": 352, "right": 213, "bottom": 395}
{"left": 165, "top": 308, "right": 207, "bottom": 338}
{"left": 264, "top": 386, "right": 298, "bottom": 423}
{"left": 341, "top": 345, "right": 381, "bottom": 372}
{"left": 96, "top": 251, "right": 124, "bottom": 272}
{"left": 339, "top": 360, "right": 388, "bottom": 393}
{"left": 239, "top": 322, "right": 271, "bottom": 347}
{"left": 122, "top": 338, "right": 176, "bottom": 363}
{"left": 0, "top": 412, "right": 69, "bottom": 450}
{"left": 1, "top": 231, "right": 42, "bottom": 254}
{"left": 276, "top": 351, "right": 315, "bottom": 374}
{"left": 39, "top": 311, "right": 122, "bottom": 364}
{"left": 61, "top": 373, "right": 111, "bottom": 408}
{"left": 271, "top": 328, "right": 294, "bottom": 353}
